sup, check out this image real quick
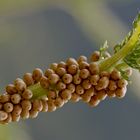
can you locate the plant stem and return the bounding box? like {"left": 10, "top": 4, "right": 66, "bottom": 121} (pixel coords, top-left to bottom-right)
{"left": 28, "top": 62, "right": 129, "bottom": 99}
{"left": 27, "top": 23, "right": 140, "bottom": 100}
{"left": 115, "top": 62, "right": 129, "bottom": 70}
{"left": 28, "top": 83, "right": 48, "bottom": 99}
{"left": 99, "top": 25, "right": 140, "bottom": 71}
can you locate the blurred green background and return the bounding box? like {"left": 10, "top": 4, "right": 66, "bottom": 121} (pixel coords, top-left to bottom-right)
{"left": 0, "top": 0, "right": 140, "bottom": 140}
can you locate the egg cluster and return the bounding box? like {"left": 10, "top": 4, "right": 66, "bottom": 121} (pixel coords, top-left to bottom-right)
{"left": 0, "top": 51, "right": 132, "bottom": 124}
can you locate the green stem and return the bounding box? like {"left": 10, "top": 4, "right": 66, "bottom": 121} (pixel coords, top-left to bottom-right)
{"left": 28, "top": 83, "right": 48, "bottom": 99}
{"left": 99, "top": 25, "right": 140, "bottom": 71}
{"left": 28, "top": 21, "right": 140, "bottom": 100}
{"left": 115, "top": 62, "right": 129, "bottom": 70}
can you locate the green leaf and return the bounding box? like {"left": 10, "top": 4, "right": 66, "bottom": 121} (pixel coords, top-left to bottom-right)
{"left": 124, "top": 40, "right": 140, "bottom": 71}
{"left": 99, "top": 12, "right": 140, "bottom": 72}
{"left": 114, "top": 31, "right": 133, "bottom": 53}
{"left": 99, "top": 40, "right": 109, "bottom": 59}
{"left": 114, "top": 44, "right": 121, "bottom": 53}
{"left": 133, "top": 12, "right": 140, "bottom": 29}
{"left": 119, "top": 69, "right": 130, "bottom": 81}
{"left": 114, "top": 13, "right": 140, "bottom": 54}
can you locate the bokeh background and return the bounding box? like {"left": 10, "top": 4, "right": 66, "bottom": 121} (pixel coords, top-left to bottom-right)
{"left": 0, "top": 0, "right": 140, "bottom": 140}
